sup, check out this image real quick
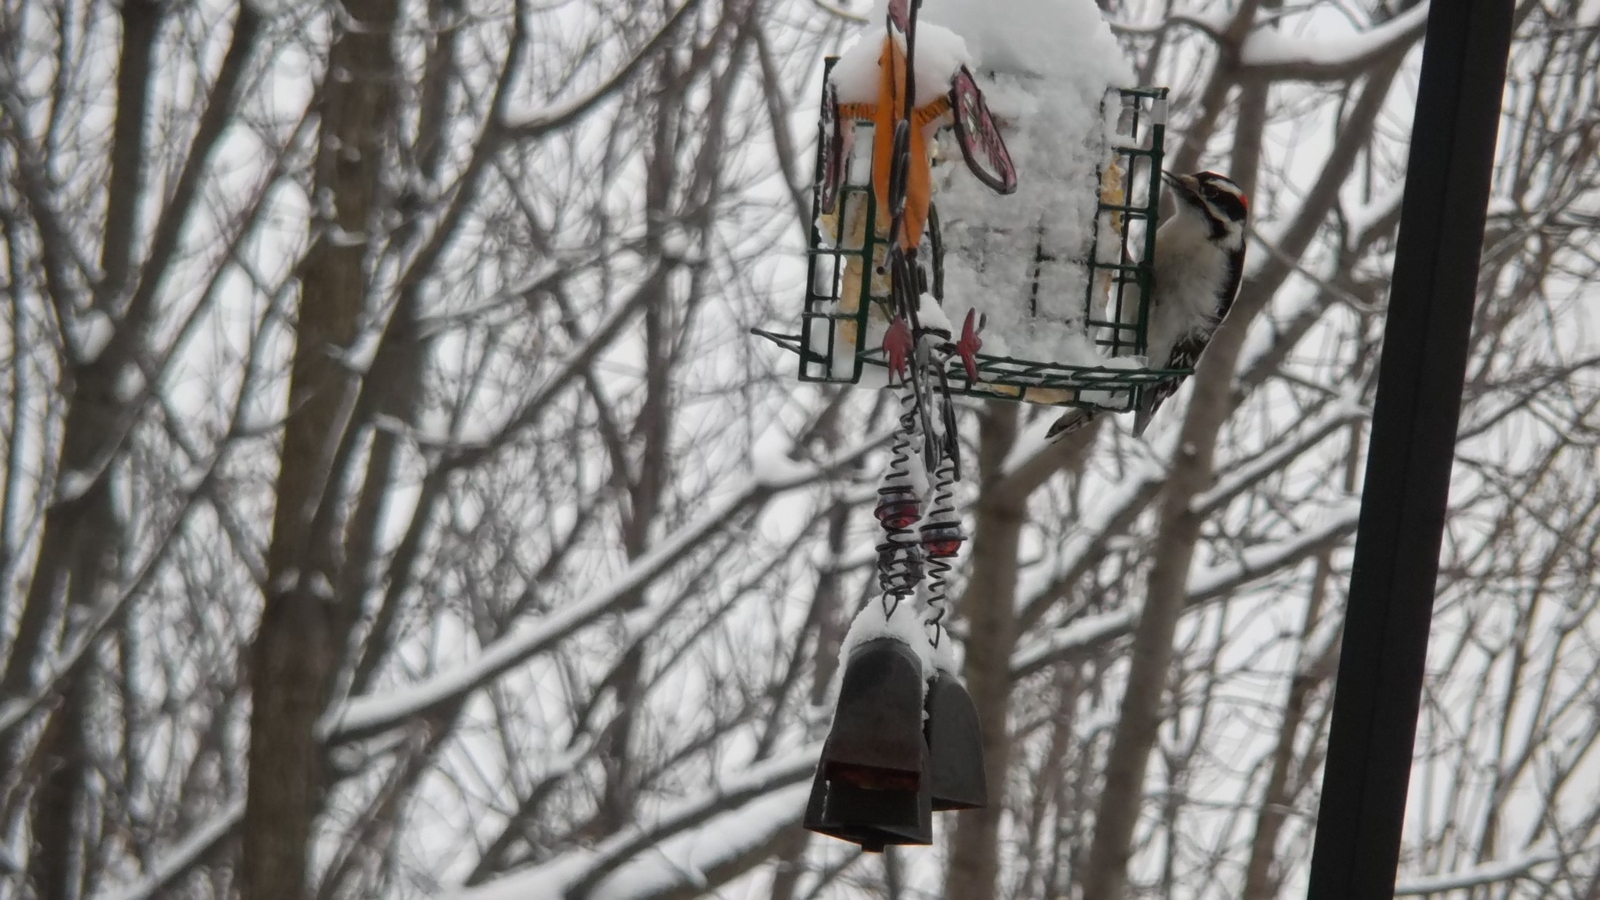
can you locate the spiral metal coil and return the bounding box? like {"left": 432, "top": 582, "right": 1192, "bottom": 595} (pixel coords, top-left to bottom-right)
{"left": 874, "top": 380, "right": 926, "bottom": 617}
{"left": 918, "top": 436, "right": 964, "bottom": 646}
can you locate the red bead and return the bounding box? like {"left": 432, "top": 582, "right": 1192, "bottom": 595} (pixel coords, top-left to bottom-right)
{"left": 876, "top": 499, "right": 920, "bottom": 530}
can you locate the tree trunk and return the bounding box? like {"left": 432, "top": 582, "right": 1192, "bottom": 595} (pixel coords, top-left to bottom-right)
{"left": 946, "top": 402, "right": 1024, "bottom": 900}
{"left": 241, "top": 4, "right": 397, "bottom": 899}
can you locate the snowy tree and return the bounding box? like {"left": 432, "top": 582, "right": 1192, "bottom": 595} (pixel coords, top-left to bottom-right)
{"left": 1, "top": 1, "right": 854, "bottom": 897}
{"left": 0, "top": 0, "right": 1596, "bottom": 899}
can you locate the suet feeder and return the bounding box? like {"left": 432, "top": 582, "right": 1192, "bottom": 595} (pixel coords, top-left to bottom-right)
{"left": 754, "top": 64, "right": 1183, "bottom": 415}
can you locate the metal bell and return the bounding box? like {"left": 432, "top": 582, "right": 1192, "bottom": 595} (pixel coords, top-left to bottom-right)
{"left": 803, "top": 751, "right": 932, "bottom": 852}
{"left": 821, "top": 638, "right": 927, "bottom": 788}
{"left": 805, "top": 762, "right": 875, "bottom": 848}
{"left": 925, "top": 668, "right": 987, "bottom": 811}
{"left": 804, "top": 637, "right": 934, "bottom": 849}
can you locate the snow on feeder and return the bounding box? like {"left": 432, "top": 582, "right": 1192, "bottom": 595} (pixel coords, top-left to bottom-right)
{"left": 755, "top": 0, "right": 1176, "bottom": 415}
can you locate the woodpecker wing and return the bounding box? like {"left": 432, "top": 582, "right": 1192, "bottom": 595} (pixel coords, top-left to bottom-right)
{"left": 1133, "top": 248, "right": 1246, "bottom": 438}
{"left": 1046, "top": 408, "right": 1096, "bottom": 442}
{"left": 1132, "top": 332, "right": 1202, "bottom": 437}
{"left": 1213, "top": 237, "right": 1247, "bottom": 324}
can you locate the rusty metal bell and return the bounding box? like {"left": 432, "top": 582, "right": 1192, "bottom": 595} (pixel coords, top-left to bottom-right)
{"left": 821, "top": 638, "right": 927, "bottom": 788}
{"left": 804, "top": 637, "right": 934, "bottom": 850}
{"left": 804, "top": 762, "right": 880, "bottom": 848}
{"left": 924, "top": 668, "right": 987, "bottom": 811}
{"left": 803, "top": 750, "right": 932, "bottom": 851}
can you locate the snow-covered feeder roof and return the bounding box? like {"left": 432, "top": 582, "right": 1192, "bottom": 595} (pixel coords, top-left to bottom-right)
{"left": 881, "top": 0, "right": 1133, "bottom": 83}
{"left": 829, "top": 21, "right": 972, "bottom": 107}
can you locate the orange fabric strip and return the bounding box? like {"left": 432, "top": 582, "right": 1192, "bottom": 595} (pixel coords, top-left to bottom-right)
{"left": 864, "top": 40, "right": 948, "bottom": 250}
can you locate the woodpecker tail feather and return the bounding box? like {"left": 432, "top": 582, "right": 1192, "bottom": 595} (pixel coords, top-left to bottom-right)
{"left": 1131, "top": 403, "right": 1156, "bottom": 438}
{"left": 1132, "top": 377, "right": 1184, "bottom": 438}
{"left": 1046, "top": 409, "right": 1095, "bottom": 442}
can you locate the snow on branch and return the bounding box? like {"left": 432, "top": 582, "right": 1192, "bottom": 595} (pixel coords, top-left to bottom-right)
{"left": 1240, "top": 2, "right": 1430, "bottom": 82}
{"left": 809, "top": 0, "right": 868, "bottom": 23}
{"left": 324, "top": 434, "right": 882, "bottom": 743}
{"left": 1011, "top": 503, "right": 1360, "bottom": 676}
{"left": 94, "top": 800, "right": 244, "bottom": 900}
{"left": 323, "top": 482, "right": 765, "bottom": 741}
{"left": 1393, "top": 845, "right": 1560, "bottom": 895}
{"left": 1191, "top": 390, "right": 1369, "bottom": 516}
{"left": 1016, "top": 463, "right": 1166, "bottom": 626}
{"left": 1344, "top": 179, "right": 1408, "bottom": 250}
{"left": 1, "top": 474, "right": 226, "bottom": 738}
{"left": 499, "top": 1, "right": 700, "bottom": 140}
{"left": 439, "top": 269, "right": 667, "bottom": 472}
{"left": 1106, "top": 10, "right": 1230, "bottom": 41}
{"left": 453, "top": 752, "right": 816, "bottom": 900}
{"left": 1011, "top": 606, "right": 1140, "bottom": 677}
{"left": 1186, "top": 501, "right": 1360, "bottom": 600}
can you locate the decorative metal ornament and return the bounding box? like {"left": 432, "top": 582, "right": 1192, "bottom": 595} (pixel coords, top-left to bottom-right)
{"left": 803, "top": 740, "right": 933, "bottom": 852}
{"left": 753, "top": 63, "right": 1176, "bottom": 416}
{"left": 819, "top": 81, "right": 845, "bottom": 216}
{"left": 950, "top": 66, "right": 1017, "bottom": 195}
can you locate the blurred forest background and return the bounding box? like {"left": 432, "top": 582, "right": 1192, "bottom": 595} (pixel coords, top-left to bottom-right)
{"left": 2, "top": 0, "right": 1598, "bottom": 898}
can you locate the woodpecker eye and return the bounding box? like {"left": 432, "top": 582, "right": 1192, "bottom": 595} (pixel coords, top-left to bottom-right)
{"left": 1194, "top": 173, "right": 1249, "bottom": 223}
{"left": 1209, "top": 190, "right": 1248, "bottom": 222}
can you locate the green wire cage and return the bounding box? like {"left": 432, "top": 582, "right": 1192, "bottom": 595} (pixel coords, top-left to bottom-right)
{"left": 756, "top": 64, "right": 1185, "bottom": 414}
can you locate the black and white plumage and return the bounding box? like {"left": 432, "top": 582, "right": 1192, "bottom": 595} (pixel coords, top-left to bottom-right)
{"left": 1047, "top": 170, "right": 1249, "bottom": 442}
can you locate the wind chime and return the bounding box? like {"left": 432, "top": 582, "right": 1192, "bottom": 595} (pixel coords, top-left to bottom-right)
{"left": 754, "top": 0, "right": 1171, "bottom": 850}
{"left": 796, "top": 0, "right": 1005, "bottom": 851}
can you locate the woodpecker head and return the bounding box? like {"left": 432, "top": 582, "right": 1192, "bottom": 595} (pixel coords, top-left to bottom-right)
{"left": 1162, "top": 170, "right": 1249, "bottom": 247}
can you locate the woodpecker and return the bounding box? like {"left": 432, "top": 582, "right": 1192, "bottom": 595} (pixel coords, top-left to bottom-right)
{"left": 1047, "top": 170, "right": 1249, "bottom": 441}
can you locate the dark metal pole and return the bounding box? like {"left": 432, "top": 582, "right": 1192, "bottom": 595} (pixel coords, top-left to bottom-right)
{"left": 1305, "top": 2, "right": 1514, "bottom": 899}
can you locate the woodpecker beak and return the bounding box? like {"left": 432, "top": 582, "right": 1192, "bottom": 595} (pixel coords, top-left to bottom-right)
{"left": 1160, "top": 170, "right": 1198, "bottom": 198}
{"left": 1160, "top": 170, "right": 1203, "bottom": 210}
